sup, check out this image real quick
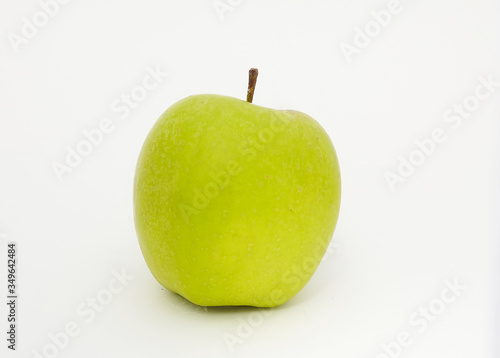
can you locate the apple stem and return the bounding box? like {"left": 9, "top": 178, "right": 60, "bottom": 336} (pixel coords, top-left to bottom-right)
{"left": 246, "top": 68, "right": 258, "bottom": 103}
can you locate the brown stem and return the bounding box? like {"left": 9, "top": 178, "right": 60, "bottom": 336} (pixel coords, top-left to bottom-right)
{"left": 246, "top": 68, "right": 258, "bottom": 103}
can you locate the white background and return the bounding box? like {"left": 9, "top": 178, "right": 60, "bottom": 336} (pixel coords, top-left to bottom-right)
{"left": 0, "top": 0, "right": 499, "bottom": 357}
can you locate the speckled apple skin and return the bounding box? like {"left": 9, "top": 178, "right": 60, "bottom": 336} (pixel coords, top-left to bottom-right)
{"left": 133, "top": 94, "right": 341, "bottom": 307}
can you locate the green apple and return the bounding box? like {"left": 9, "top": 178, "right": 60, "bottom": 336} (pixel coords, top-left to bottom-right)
{"left": 134, "top": 70, "right": 341, "bottom": 307}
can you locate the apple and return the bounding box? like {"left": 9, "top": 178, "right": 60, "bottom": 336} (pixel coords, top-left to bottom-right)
{"left": 134, "top": 69, "right": 341, "bottom": 307}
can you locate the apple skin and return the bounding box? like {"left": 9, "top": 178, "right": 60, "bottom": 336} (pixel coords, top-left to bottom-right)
{"left": 134, "top": 94, "right": 341, "bottom": 307}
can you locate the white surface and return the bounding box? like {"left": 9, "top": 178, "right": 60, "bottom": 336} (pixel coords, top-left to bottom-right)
{"left": 0, "top": 0, "right": 499, "bottom": 357}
